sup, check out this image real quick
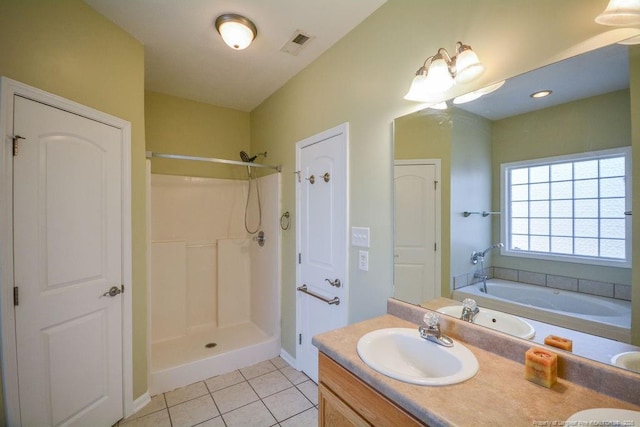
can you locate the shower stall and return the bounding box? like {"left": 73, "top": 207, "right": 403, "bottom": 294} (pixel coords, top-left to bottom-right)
{"left": 146, "top": 152, "right": 281, "bottom": 395}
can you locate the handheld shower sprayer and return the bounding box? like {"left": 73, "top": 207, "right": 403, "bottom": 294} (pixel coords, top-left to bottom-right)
{"left": 480, "top": 242, "right": 504, "bottom": 257}
{"left": 239, "top": 151, "right": 267, "bottom": 235}
{"left": 470, "top": 242, "right": 504, "bottom": 264}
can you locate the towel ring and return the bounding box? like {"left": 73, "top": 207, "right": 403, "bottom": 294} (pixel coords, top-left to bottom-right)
{"left": 280, "top": 211, "right": 290, "bottom": 230}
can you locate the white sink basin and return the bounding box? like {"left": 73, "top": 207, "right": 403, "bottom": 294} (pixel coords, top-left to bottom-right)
{"left": 356, "top": 328, "right": 479, "bottom": 386}
{"left": 437, "top": 305, "right": 535, "bottom": 339}
{"left": 611, "top": 351, "right": 640, "bottom": 373}
{"left": 567, "top": 408, "right": 640, "bottom": 424}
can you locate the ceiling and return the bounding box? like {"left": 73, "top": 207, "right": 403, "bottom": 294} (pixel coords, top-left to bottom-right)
{"left": 456, "top": 43, "right": 629, "bottom": 121}
{"left": 83, "top": 0, "right": 387, "bottom": 112}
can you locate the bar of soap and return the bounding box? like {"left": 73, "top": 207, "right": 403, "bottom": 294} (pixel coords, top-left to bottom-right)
{"left": 525, "top": 347, "right": 557, "bottom": 388}
{"left": 544, "top": 335, "right": 573, "bottom": 352}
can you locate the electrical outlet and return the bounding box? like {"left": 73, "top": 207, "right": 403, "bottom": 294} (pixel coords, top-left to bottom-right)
{"left": 358, "top": 250, "right": 369, "bottom": 271}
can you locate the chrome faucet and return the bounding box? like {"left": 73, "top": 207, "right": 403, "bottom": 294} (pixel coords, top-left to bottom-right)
{"left": 470, "top": 243, "right": 503, "bottom": 294}
{"left": 473, "top": 271, "right": 489, "bottom": 293}
{"left": 460, "top": 298, "right": 479, "bottom": 322}
{"left": 419, "top": 313, "right": 453, "bottom": 347}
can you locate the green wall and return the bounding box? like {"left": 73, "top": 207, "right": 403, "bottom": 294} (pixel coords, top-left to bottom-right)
{"left": 145, "top": 91, "right": 251, "bottom": 180}
{"left": 0, "top": 0, "right": 148, "bottom": 402}
{"left": 491, "top": 90, "right": 632, "bottom": 285}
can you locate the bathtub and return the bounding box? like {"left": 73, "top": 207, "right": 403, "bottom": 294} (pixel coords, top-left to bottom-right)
{"left": 453, "top": 278, "right": 631, "bottom": 342}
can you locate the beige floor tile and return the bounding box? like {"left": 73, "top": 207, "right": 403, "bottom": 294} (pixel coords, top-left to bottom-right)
{"left": 168, "top": 394, "right": 219, "bottom": 427}
{"left": 297, "top": 380, "right": 318, "bottom": 405}
{"left": 193, "top": 415, "right": 226, "bottom": 427}
{"left": 280, "top": 407, "right": 319, "bottom": 427}
{"left": 270, "top": 356, "right": 289, "bottom": 369}
{"left": 222, "top": 400, "right": 277, "bottom": 427}
{"left": 262, "top": 387, "right": 313, "bottom": 422}
{"left": 119, "top": 409, "right": 171, "bottom": 427}
{"left": 212, "top": 381, "right": 259, "bottom": 414}
{"left": 165, "top": 381, "right": 209, "bottom": 407}
{"left": 249, "top": 370, "right": 293, "bottom": 398}
{"left": 280, "top": 366, "right": 309, "bottom": 385}
{"left": 205, "top": 370, "right": 245, "bottom": 393}
{"left": 240, "top": 360, "right": 277, "bottom": 379}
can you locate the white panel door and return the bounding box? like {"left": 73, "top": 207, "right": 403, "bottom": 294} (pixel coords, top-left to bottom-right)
{"left": 13, "top": 96, "right": 123, "bottom": 426}
{"left": 394, "top": 162, "right": 439, "bottom": 304}
{"left": 296, "top": 124, "right": 348, "bottom": 383}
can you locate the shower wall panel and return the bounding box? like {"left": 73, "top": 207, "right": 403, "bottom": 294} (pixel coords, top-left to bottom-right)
{"left": 150, "top": 174, "right": 248, "bottom": 343}
{"left": 218, "top": 239, "right": 251, "bottom": 327}
{"left": 150, "top": 241, "right": 187, "bottom": 342}
{"left": 249, "top": 173, "right": 281, "bottom": 337}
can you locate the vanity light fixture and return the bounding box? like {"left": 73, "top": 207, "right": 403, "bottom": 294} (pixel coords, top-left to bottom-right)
{"left": 530, "top": 90, "right": 552, "bottom": 99}
{"left": 215, "top": 13, "right": 257, "bottom": 50}
{"left": 405, "top": 41, "right": 485, "bottom": 102}
{"left": 595, "top": 0, "right": 640, "bottom": 26}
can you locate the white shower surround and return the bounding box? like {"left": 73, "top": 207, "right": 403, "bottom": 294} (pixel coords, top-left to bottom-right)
{"left": 148, "top": 172, "right": 281, "bottom": 394}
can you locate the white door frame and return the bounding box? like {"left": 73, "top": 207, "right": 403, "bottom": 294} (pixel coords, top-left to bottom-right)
{"left": 0, "top": 77, "right": 133, "bottom": 425}
{"left": 295, "top": 123, "right": 349, "bottom": 372}
{"left": 393, "top": 159, "right": 441, "bottom": 298}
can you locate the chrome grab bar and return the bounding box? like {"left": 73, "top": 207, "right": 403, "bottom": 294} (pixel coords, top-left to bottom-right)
{"left": 296, "top": 285, "right": 340, "bottom": 305}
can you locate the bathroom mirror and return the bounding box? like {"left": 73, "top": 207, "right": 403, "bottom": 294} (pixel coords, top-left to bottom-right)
{"left": 393, "top": 41, "right": 639, "bottom": 369}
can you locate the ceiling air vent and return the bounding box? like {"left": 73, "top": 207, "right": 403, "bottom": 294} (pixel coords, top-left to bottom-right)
{"left": 280, "top": 30, "right": 314, "bottom": 56}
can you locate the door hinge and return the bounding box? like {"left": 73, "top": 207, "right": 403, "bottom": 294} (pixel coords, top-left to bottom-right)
{"left": 13, "top": 287, "right": 19, "bottom": 306}
{"left": 12, "top": 135, "right": 25, "bottom": 157}
{"left": 434, "top": 180, "right": 438, "bottom": 190}
{"left": 434, "top": 243, "right": 437, "bottom": 251}
{"left": 298, "top": 333, "right": 302, "bottom": 345}
{"left": 298, "top": 253, "right": 302, "bottom": 264}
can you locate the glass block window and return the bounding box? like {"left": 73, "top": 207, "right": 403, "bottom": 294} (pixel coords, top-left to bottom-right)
{"left": 501, "top": 148, "right": 631, "bottom": 267}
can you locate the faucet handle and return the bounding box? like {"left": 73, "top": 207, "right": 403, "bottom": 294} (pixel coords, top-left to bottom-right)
{"left": 423, "top": 312, "right": 440, "bottom": 328}
{"left": 462, "top": 298, "right": 477, "bottom": 311}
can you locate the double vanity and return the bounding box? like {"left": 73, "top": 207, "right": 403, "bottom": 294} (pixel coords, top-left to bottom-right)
{"left": 313, "top": 298, "right": 640, "bottom": 426}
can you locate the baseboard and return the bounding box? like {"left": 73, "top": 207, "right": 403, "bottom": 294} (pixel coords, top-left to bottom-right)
{"left": 279, "top": 348, "right": 296, "bottom": 369}
{"left": 131, "top": 391, "right": 151, "bottom": 416}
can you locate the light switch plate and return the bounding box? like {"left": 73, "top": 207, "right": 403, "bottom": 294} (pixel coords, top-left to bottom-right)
{"left": 351, "top": 226, "right": 370, "bottom": 248}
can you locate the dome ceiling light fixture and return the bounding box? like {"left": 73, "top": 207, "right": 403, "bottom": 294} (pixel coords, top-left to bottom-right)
{"left": 215, "top": 13, "right": 257, "bottom": 50}
{"left": 595, "top": 0, "right": 640, "bottom": 26}
{"left": 405, "top": 41, "right": 485, "bottom": 102}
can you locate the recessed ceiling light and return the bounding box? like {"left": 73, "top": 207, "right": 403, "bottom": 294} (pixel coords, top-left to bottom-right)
{"left": 530, "top": 90, "right": 552, "bottom": 99}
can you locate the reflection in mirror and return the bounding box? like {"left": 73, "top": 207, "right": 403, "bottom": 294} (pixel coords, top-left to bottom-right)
{"left": 393, "top": 42, "right": 639, "bottom": 371}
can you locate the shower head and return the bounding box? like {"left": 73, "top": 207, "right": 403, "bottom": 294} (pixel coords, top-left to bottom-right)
{"left": 240, "top": 151, "right": 267, "bottom": 163}
{"left": 240, "top": 151, "right": 256, "bottom": 163}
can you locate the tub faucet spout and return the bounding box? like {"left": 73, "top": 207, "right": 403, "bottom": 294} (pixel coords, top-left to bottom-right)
{"left": 473, "top": 272, "right": 489, "bottom": 293}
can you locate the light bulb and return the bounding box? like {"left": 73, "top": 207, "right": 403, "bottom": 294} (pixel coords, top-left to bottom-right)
{"left": 425, "top": 57, "right": 455, "bottom": 93}
{"left": 595, "top": 0, "right": 640, "bottom": 26}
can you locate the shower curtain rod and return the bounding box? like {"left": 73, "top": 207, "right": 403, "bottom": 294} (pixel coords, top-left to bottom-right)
{"left": 146, "top": 151, "right": 281, "bottom": 172}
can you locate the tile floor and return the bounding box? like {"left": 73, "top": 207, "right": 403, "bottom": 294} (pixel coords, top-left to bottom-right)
{"left": 119, "top": 357, "right": 318, "bottom": 427}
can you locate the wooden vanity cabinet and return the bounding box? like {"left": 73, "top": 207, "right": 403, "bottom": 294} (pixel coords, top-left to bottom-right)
{"left": 318, "top": 352, "right": 427, "bottom": 427}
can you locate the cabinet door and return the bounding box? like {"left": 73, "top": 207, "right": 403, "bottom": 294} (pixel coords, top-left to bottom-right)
{"left": 319, "top": 353, "right": 426, "bottom": 426}
{"left": 319, "top": 383, "right": 371, "bottom": 427}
